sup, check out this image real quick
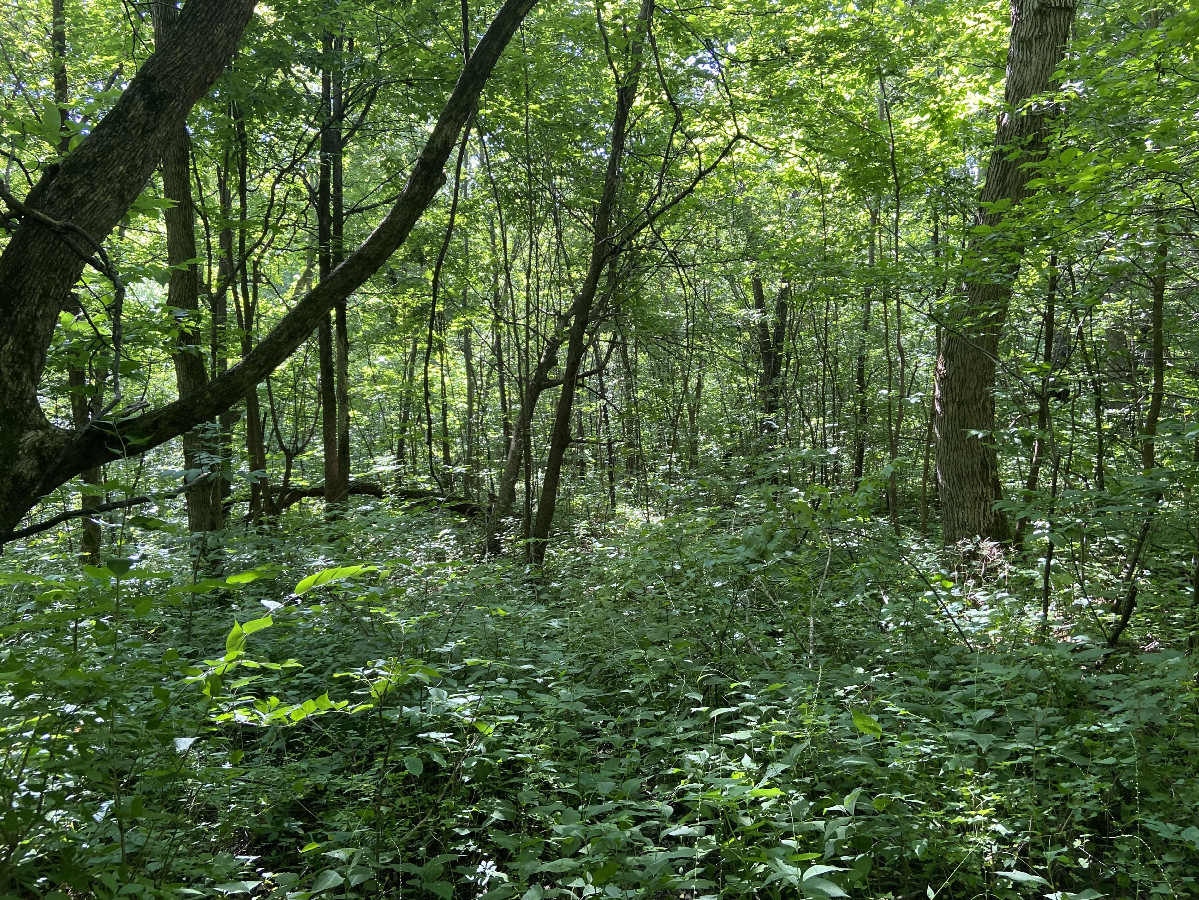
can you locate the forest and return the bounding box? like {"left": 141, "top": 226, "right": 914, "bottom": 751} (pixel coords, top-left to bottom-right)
{"left": 0, "top": 0, "right": 1197, "bottom": 895}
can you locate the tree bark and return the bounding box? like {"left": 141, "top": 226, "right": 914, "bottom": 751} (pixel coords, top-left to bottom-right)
{"left": 0, "top": 0, "right": 256, "bottom": 541}
{"left": 0, "top": 0, "right": 540, "bottom": 542}
{"left": 933, "top": 0, "right": 1077, "bottom": 545}
{"left": 154, "top": 0, "right": 224, "bottom": 536}
{"left": 528, "top": 0, "right": 655, "bottom": 565}
{"left": 753, "top": 274, "right": 790, "bottom": 442}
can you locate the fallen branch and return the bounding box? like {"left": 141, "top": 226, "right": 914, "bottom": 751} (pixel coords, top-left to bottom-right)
{"left": 2, "top": 474, "right": 213, "bottom": 543}
{"left": 272, "top": 480, "right": 387, "bottom": 513}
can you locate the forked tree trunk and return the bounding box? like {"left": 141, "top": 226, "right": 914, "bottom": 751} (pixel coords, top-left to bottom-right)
{"left": 933, "top": 0, "right": 1077, "bottom": 545}
{"left": 318, "top": 29, "right": 351, "bottom": 508}
{"left": 486, "top": 334, "right": 563, "bottom": 552}
{"left": 528, "top": 0, "right": 655, "bottom": 565}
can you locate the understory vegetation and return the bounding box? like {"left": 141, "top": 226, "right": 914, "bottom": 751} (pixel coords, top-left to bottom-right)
{"left": 2, "top": 0, "right": 1198, "bottom": 895}
{"left": 4, "top": 477, "right": 1198, "bottom": 899}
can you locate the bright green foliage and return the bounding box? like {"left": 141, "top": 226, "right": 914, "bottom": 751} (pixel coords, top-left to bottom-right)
{"left": 3, "top": 499, "right": 1198, "bottom": 898}
{"left": 2, "top": 0, "right": 1199, "bottom": 895}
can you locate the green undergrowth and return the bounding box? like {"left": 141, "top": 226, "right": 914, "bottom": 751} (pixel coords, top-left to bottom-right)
{"left": 2, "top": 497, "right": 1198, "bottom": 899}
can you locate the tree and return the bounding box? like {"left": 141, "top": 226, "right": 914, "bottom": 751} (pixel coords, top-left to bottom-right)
{"left": 153, "top": 0, "right": 225, "bottom": 538}
{"left": 0, "top": 0, "right": 539, "bottom": 543}
{"left": 933, "top": 0, "right": 1078, "bottom": 545}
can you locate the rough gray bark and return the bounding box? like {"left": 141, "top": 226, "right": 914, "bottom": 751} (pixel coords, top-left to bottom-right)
{"left": 0, "top": 0, "right": 540, "bottom": 542}
{"left": 933, "top": 0, "right": 1077, "bottom": 545}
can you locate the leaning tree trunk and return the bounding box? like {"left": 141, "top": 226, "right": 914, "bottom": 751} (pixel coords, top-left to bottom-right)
{"left": 0, "top": 0, "right": 538, "bottom": 543}
{"left": 933, "top": 0, "right": 1077, "bottom": 545}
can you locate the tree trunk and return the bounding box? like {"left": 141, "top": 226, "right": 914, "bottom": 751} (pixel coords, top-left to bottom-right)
{"left": 753, "top": 274, "right": 790, "bottom": 443}
{"left": 0, "top": 0, "right": 254, "bottom": 540}
{"left": 1141, "top": 221, "right": 1166, "bottom": 475}
{"left": 396, "top": 333, "right": 420, "bottom": 474}
{"left": 318, "top": 30, "right": 348, "bottom": 509}
{"left": 933, "top": 0, "right": 1077, "bottom": 545}
{"left": 233, "top": 103, "right": 272, "bottom": 519}
{"left": 0, "top": 0, "right": 539, "bottom": 541}
{"left": 463, "top": 324, "right": 477, "bottom": 499}
{"left": 528, "top": 0, "right": 654, "bottom": 565}
{"left": 332, "top": 38, "right": 351, "bottom": 504}
{"left": 52, "top": 0, "right": 103, "bottom": 562}
{"left": 154, "top": 0, "right": 223, "bottom": 536}
{"left": 1014, "top": 255, "right": 1058, "bottom": 544}
{"left": 486, "top": 334, "right": 562, "bottom": 552}
{"left": 852, "top": 203, "right": 878, "bottom": 491}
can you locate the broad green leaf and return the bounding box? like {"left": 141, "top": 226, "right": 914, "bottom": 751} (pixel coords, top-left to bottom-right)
{"left": 106, "top": 557, "right": 134, "bottom": 577}
{"left": 310, "top": 870, "right": 345, "bottom": 894}
{"left": 801, "top": 875, "right": 848, "bottom": 898}
{"left": 226, "top": 622, "right": 246, "bottom": 656}
{"left": 852, "top": 709, "right": 882, "bottom": 739}
{"left": 226, "top": 571, "right": 263, "bottom": 585}
{"left": 41, "top": 99, "right": 61, "bottom": 140}
{"left": 996, "top": 870, "right": 1048, "bottom": 885}
{"left": 295, "top": 565, "right": 375, "bottom": 595}
{"left": 803, "top": 864, "right": 846, "bottom": 880}
{"left": 241, "top": 615, "right": 273, "bottom": 635}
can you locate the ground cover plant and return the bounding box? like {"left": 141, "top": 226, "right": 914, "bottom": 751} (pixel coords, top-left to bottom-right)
{"left": 3, "top": 486, "right": 1197, "bottom": 899}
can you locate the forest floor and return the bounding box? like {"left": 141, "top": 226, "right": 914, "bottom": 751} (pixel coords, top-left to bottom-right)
{"left": 2, "top": 487, "right": 1198, "bottom": 899}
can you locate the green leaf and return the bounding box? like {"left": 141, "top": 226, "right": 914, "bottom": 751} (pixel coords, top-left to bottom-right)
{"left": 213, "top": 882, "right": 261, "bottom": 896}
{"left": 310, "top": 870, "right": 345, "bottom": 894}
{"left": 403, "top": 755, "right": 424, "bottom": 776}
{"left": 590, "top": 859, "right": 621, "bottom": 884}
{"left": 83, "top": 564, "right": 111, "bottom": 582}
{"left": 226, "top": 570, "right": 263, "bottom": 585}
{"left": 801, "top": 875, "right": 848, "bottom": 898}
{"left": 295, "top": 565, "right": 376, "bottom": 595}
{"left": 106, "top": 557, "right": 135, "bottom": 577}
{"left": 241, "top": 615, "right": 273, "bottom": 635}
{"left": 996, "top": 870, "right": 1048, "bottom": 886}
{"left": 226, "top": 622, "right": 246, "bottom": 656}
{"left": 804, "top": 864, "right": 846, "bottom": 880}
{"left": 41, "top": 99, "right": 61, "bottom": 141}
{"left": 852, "top": 709, "right": 882, "bottom": 739}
